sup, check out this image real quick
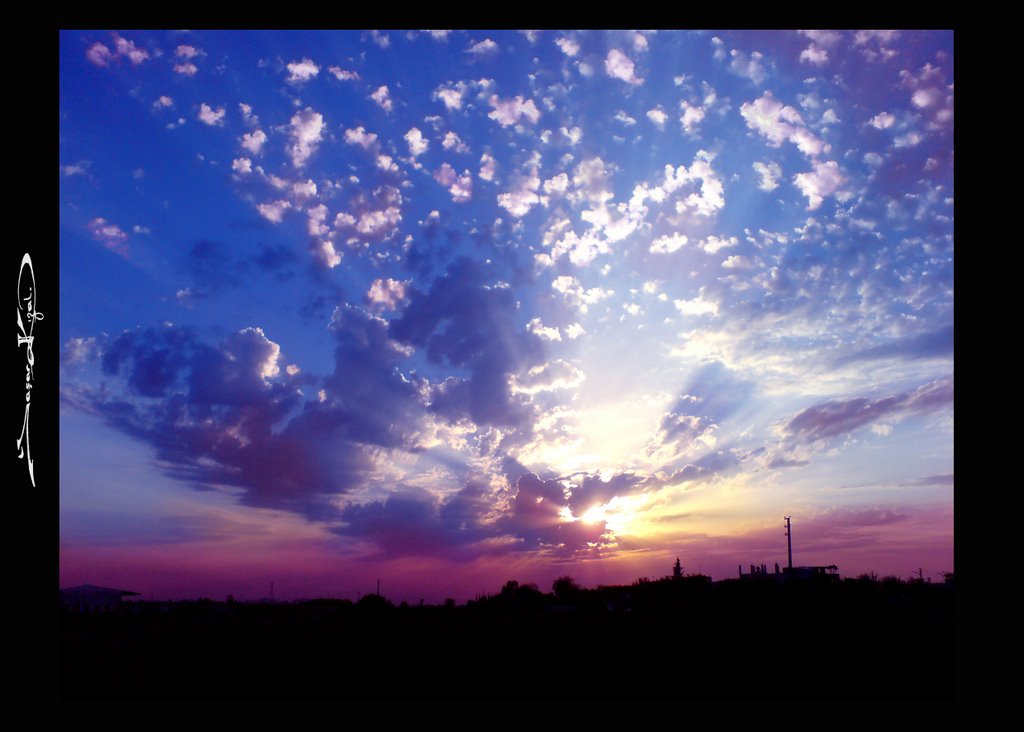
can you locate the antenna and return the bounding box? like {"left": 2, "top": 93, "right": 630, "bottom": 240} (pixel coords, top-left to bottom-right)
{"left": 785, "top": 516, "right": 793, "bottom": 571}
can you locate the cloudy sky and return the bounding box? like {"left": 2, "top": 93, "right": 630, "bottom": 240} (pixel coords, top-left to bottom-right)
{"left": 59, "top": 29, "right": 953, "bottom": 601}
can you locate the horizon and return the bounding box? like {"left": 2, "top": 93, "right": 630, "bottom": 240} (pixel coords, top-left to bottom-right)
{"left": 59, "top": 29, "right": 953, "bottom": 606}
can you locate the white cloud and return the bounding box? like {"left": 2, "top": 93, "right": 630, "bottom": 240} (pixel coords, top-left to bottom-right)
{"left": 528, "top": 317, "right": 561, "bottom": 341}
{"left": 61, "top": 161, "right": 89, "bottom": 177}
{"left": 328, "top": 66, "right": 360, "bottom": 81}
{"left": 543, "top": 173, "right": 569, "bottom": 196}
{"left": 405, "top": 127, "right": 429, "bottom": 157}
{"left": 854, "top": 30, "right": 900, "bottom": 45}
{"left": 466, "top": 38, "right": 499, "bottom": 56}
{"left": 565, "top": 323, "right": 586, "bottom": 339}
{"left": 752, "top": 160, "right": 782, "bottom": 191}
{"left": 153, "top": 96, "right": 174, "bottom": 109}
{"left": 497, "top": 172, "right": 541, "bottom": 217}
{"left": 701, "top": 235, "right": 738, "bottom": 254}
{"left": 674, "top": 289, "right": 719, "bottom": 316}
{"left": 433, "top": 82, "right": 466, "bottom": 110}
{"left": 370, "top": 86, "right": 393, "bottom": 112}
{"left": 240, "top": 129, "right": 267, "bottom": 155}
{"left": 479, "top": 153, "right": 497, "bottom": 181}
{"left": 88, "top": 217, "right": 127, "bottom": 241}
{"left": 800, "top": 44, "right": 829, "bottom": 65}
{"left": 176, "top": 45, "right": 202, "bottom": 59}
{"left": 113, "top": 35, "right": 149, "bottom": 65}
{"left": 912, "top": 87, "right": 942, "bottom": 109}
{"left": 257, "top": 200, "right": 292, "bottom": 223}
{"left": 740, "top": 92, "right": 826, "bottom": 158}
{"left": 316, "top": 240, "right": 341, "bottom": 269}
{"left": 356, "top": 206, "right": 402, "bottom": 236}
{"left": 614, "top": 110, "right": 636, "bottom": 126}
{"left": 287, "top": 108, "right": 325, "bottom": 168}
{"left": 561, "top": 126, "right": 583, "bottom": 145}
{"left": 307, "top": 203, "right": 329, "bottom": 236}
{"left": 550, "top": 229, "right": 610, "bottom": 266}
{"left": 292, "top": 178, "right": 318, "bottom": 202}
{"left": 367, "top": 278, "right": 408, "bottom": 310}
{"left": 442, "top": 131, "right": 469, "bottom": 153}
{"left": 793, "top": 160, "right": 843, "bottom": 210}
{"left": 239, "top": 103, "right": 258, "bottom": 125}
{"left": 711, "top": 36, "right": 726, "bottom": 60}
{"left": 488, "top": 95, "right": 541, "bottom": 126}
{"left": 556, "top": 37, "right": 580, "bottom": 57}
{"left": 863, "top": 152, "right": 884, "bottom": 167}
{"left": 605, "top": 49, "right": 643, "bottom": 85}
{"left": 88, "top": 218, "right": 130, "bottom": 257}
{"left": 869, "top": 112, "right": 896, "bottom": 129}
{"left": 174, "top": 62, "right": 198, "bottom": 76}
{"left": 376, "top": 154, "right": 399, "bottom": 173}
{"left": 198, "top": 103, "right": 226, "bottom": 126}
{"left": 799, "top": 30, "right": 841, "bottom": 46}
{"left": 64, "top": 336, "right": 98, "bottom": 364}
{"left": 344, "top": 126, "right": 378, "bottom": 150}
{"left": 722, "top": 255, "right": 754, "bottom": 269}
{"left": 513, "top": 359, "right": 584, "bottom": 395}
{"left": 434, "top": 163, "right": 472, "bottom": 202}
{"left": 286, "top": 58, "right": 320, "bottom": 83}
{"left": 650, "top": 233, "right": 688, "bottom": 254}
{"left": 86, "top": 42, "right": 115, "bottom": 67}
{"left": 231, "top": 157, "right": 253, "bottom": 174}
{"left": 728, "top": 48, "right": 766, "bottom": 85}
{"left": 647, "top": 107, "right": 668, "bottom": 128}
{"left": 571, "top": 157, "right": 614, "bottom": 205}
{"left": 552, "top": 276, "right": 614, "bottom": 313}
{"left": 894, "top": 131, "right": 923, "bottom": 148}
{"left": 680, "top": 102, "right": 705, "bottom": 134}
{"left": 369, "top": 30, "right": 390, "bottom": 49}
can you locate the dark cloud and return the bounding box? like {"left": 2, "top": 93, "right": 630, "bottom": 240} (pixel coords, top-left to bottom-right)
{"left": 496, "top": 473, "right": 608, "bottom": 555}
{"left": 843, "top": 324, "right": 953, "bottom": 364}
{"left": 253, "top": 243, "right": 299, "bottom": 280}
{"left": 390, "top": 257, "right": 546, "bottom": 431}
{"left": 320, "top": 303, "right": 426, "bottom": 449}
{"left": 182, "top": 240, "right": 299, "bottom": 298}
{"left": 565, "top": 472, "right": 642, "bottom": 515}
{"left": 339, "top": 479, "right": 499, "bottom": 557}
{"left": 184, "top": 240, "right": 247, "bottom": 293}
{"left": 651, "top": 361, "right": 752, "bottom": 455}
{"left": 784, "top": 377, "right": 953, "bottom": 444}
{"left": 75, "top": 313, "right": 431, "bottom": 522}
{"left": 651, "top": 450, "right": 742, "bottom": 486}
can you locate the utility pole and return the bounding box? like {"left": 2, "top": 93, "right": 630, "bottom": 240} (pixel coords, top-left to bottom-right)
{"left": 785, "top": 516, "right": 793, "bottom": 571}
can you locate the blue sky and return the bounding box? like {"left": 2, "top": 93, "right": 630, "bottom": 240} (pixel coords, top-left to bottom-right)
{"left": 59, "top": 30, "right": 953, "bottom": 601}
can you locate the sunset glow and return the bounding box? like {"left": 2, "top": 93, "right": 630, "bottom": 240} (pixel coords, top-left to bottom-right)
{"left": 59, "top": 30, "right": 953, "bottom": 602}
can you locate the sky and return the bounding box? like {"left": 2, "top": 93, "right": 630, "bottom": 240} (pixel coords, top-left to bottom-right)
{"left": 58, "top": 29, "right": 954, "bottom": 602}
